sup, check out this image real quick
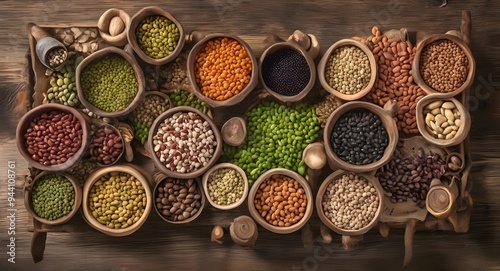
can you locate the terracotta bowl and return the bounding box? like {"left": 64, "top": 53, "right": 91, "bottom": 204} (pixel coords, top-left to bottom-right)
{"left": 127, "top": 6, "right": 185, "bottom": 65}
{"left": 323, "top": 101, "right": 398, "bottom": 173}
{"left": 202, "top": 163, "right": 249, "bottom": 210}
{"left": 247, "top": 168, "right": 313, "bottom": 234}
{"left": 412, "top": 34, "right": 476, "bottom": 98}
{"left": 97, "top": 8, "right": 130, "bottom": 47}
{"left": 16, "top": 103, "right": 90, "bottom": 171}
{"left": 76, "top": 46, "right": 146, "bottom": 118}
{"left": 318, "top": 39, "right": 377, "bottom": 101}
{"left": 82, "top": 164, "right": 153, "bottom": 237}
{"left": 316, "top": 170, "right": 383, "bottom": 236}
{"left": 147, "top": 106, "right": 223, "bottom": 179}
{"left": 24, "top": 171, "right": 82, "bottom": 226}
{"left": 259, "top": 41, "right": 316, "bottom": 103}
{"left": 187, "top": 33, "right": 259, "bottom": 108}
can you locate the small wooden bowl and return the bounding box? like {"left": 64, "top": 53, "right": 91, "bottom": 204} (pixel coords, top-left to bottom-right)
{"left": 76, "top": 46, "right": 146, "bottom": 118}
{"left": 187, "top": 33, "right": 259, "bottom": 108}
{"left": 247, "top": 168, "right": 313, "bottom": 234}
{"left": 259, "top": 41, "right": 316, "bottom": 103}
{"left": 316, "top": 170, "right": 383, "bottom": 236}
{"left": 97, "top": 8, "right": 130, "bottom": 47}
{"left": 412, "top": 34, "right": 475, "bottom": 98}
{"left": 16, "top": 103, "right": 90, "bottom": 172}
{"left": 82, "top": 164, "right": 153, "bottom": 237}
{"left": 127, "top": 6, "right": 185, "bottom": 65}
{"left": 323, "top": 101, "right": 398, "bottom": 173}
{"left": 147, "top": 106, "right": 223, "bottom": 179}
{"left": 415, "top": 94, "right": 471, "bottom": 147}
{"left": 24, "top": 171, "right": 82, "bottom": 226}
{"left": 202, "top": 163, "right": 249, "bottom": 210}
{"left": 89, "top": 124, "right": 125, "bottom": 166}
{"left": 318, "top": 39, "right": 377, "bottom": 101}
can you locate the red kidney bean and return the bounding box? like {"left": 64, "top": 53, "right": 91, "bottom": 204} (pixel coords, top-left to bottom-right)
{"left": 89, "top": 125, "right": 123, "bottom": 165}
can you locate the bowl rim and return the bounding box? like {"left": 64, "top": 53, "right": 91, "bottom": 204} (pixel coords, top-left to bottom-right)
{"left": 16, "top": 103, "right": 90, "bottom": 172}
{"left": 147, "top": 106, "right": 223, "bottom": 179}
{"left": 247, "top": 168, "right": 313, "bottom": 234}
{"left": 323, "top": 101, "right": 399, "bottom": 173}
{"left": 75, "top": 46, "right": 146, "bottom": 118}
{"left": 315, "top": 169, "right": 384, "bottom": 236}
{"left": 24, "top": 171, "right": 82, "bottom": 225}
{"left": 259, "top": 41, "right": 317, "bottom": 103}
{"left": 82, "top": 164, "right": 152, "bottom": 237}
{"left": 187, "top": 33, "right": 259, "bottom": 108}
{"left": 202, "top": 162, "right": 249, "bottom": 210}
{"left": 415, "top": 94, "right": 471, "bottom": 147}
{"left": 318, "top": 38, "right": 378, "bottom": 101}
{"left": 412, "top": 34, "right": 476, "bottom": 98}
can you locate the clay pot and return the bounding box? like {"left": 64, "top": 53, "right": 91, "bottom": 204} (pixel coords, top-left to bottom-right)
{"left": 202, "top": 163, "right": 249, "bottom": 210}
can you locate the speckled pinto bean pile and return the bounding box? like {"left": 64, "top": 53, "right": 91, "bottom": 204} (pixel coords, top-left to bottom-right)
{"left": 24, "top": 110, "right": 83, "bottom": 166}
{"left": 254, "top": 174, "right": 307, "bottom": 227}
{"left": 361, "top": 26, "right": 426, "bottom": 136}
{"left": 156, "top": 178, "right": 202, "bottom": 222}
{"left": 322, "top": 173, "right": 379, "bottom": 230}
{"left": 153, "top": 112, "right": 217, "bottom": 173}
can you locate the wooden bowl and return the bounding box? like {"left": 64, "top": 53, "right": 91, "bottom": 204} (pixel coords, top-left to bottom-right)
{"left": 89, "top": 124, "right": 125, "bottom": 166}
{"left": 24, "top": 171, "right": 82, "bottom": 225}
{"left": 97, "top": 8, "right": 130, "bottom": 47}
{"left": 316, "top": 170, "right": 383, "bottom": 236}
{"left": 412, "top": 34, "right": 476, "bottom": 98}
{"left": 76, "top": 46, "right": 146, "bottom": 118}
{"left": 247, "top": 168, "right": 313, "bottom": 234}
{"left": 82, "top": 164, "right": 153, "bottom": 237}
{"left": 318, "top": 39, "right": 377, "bottom": 101}
{"left": 259, "top": 41, "right": 316, "bottom": 103}
{"left": 127, "top": 6, "right": 185, "bottom": 65}
{"left": 415, "top": 94, "right": 471, "bottom": 147}
{"left": 16, "top": 103, "right": 90, "bottom": 171}
{"left": 147, "top": 106, "right": 223, "bottom": 179}
{"left": 202, "top": 163, "right": 249, "bottom": 210}
{"left": 187, "top": 33, "right": 259, "bottom": 108}
{"left": 323, "top": 101, "right": 398, "bottom": 173}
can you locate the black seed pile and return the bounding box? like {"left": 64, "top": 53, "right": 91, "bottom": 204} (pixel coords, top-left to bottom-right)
{"left": 261, "top": 48, "right": 311, "bottom": 96}
{"left": 330, "top": 108, "right": 388, "bottom": 165}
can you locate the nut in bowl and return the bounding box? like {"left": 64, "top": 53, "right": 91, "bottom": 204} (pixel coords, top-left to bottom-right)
{"left": 202, "top": 163, "right": 249, "bottom": 210}
{"left": 318, "top": 39, "right": 377, "bottom": 101}
{"left": 247, "top": 168, "right": 313, "bottom": 234}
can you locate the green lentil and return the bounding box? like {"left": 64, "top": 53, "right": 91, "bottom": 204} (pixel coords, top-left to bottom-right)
{"left": 31, "top": 174, "right": 75, "bottom": 221}
{"left": 136, "top": 15, "right": 180, "bottom": 59}
{"left": 81, "top": 54, "right": 138, "bottom": 112}
{"left": 169, "top": 89, "right": 208, "bottom": 113}
{"left": 207, "top": 168, "right": 244, "bottom": 205}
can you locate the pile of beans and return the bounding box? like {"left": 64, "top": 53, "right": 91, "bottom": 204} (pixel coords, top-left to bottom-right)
{"left": 330, "top": 108, "right": 388, "bottom": 165}
{"left": 420, "top": 39, "right": 469, "bottom": 93}
{"left": 223, "top": 101, "right": 320, "bottom": 184}
{"left": 156, "top": 178, "right": 203, "bottom": 222}
{"left": 89, "top": 126, "right": 123, "bottom": 165}
{"left": 324, "top": 45, "right": 371, "bottom": 95}
{"left": 261, "top": 48, "right": 311, "bottom": 96}
{"left": 206, "top": 167, "right": 245, "bottom": 206}
{"left": 24, "top": 110, "right": 83, "bottom": 166}
{"left": 253, "top": 174, "right": 307, "bottom": 227}
{"left": 362, "top": 26, "right": 426, "bottom": 136}
{"left": 88, "top": 172, "right": 147, "bottom": 229}
{"left": 376, "top": 144, "right": 445, "bottom": 207}
{"left": 32, "top": 174, "right": 75, "bottom": 221}
{"left": 152, "top": 111, "right": 217, "bottom": 173}
{"left": 315, "top": 94, "right": 343, "bottom": 127}
{"left": 321, "top": 173, "right": 379, "bottom": 230}
{"left": 423, "top": 100, "right": 462, "bottom": 140}
{"left": 81, "top": 54, "right": 138, "bottom": 112}
{"left": 44, "top": 56, "right": 82, "bottom": 107}
{"left": 194, "top": 37, "right": 252, "bottom": 101}
{"left": 132, "top": 94, "right": 171, "bottom": 144}
{"left": 136, "top": 15, "right": 180, "bottom": 59}
{"left": 169, "top": 89, "right": 208, "bottom": 113}
{"left": 160, "top": 57, "right": 188, "bottom": 88}
{"left": 68, "top": 159, "right": 99, "bottom": 186}
{"left": 47, "top": 47, "right": 67, "bottom": 67}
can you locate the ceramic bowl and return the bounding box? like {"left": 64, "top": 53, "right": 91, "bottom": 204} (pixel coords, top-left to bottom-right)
{"left": 202, "top": 163, "right": 249, "bottom": 210}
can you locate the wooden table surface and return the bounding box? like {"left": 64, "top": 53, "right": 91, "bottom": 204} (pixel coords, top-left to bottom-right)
{"left": 1, "top": 1, "right": 500, "bottom": 270}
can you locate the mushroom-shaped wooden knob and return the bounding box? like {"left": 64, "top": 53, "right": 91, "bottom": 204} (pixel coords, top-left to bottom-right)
{"left": 229, "top": 215, "right": 258, "bottom": 247}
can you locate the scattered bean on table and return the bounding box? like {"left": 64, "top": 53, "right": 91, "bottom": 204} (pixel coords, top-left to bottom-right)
{"left": 89, "top": 125, "right": 123, "bottom": 165}
{"left": 24, "top": 110, "right": 83, "bottom": 166}
{"left": 261, "top": 48, "right": 310, "bottom": 96}
{"left": 32, "top": 174, "right": 75, "bottom": 221}
{"left": 156, "top": 178, "right": 202, "bottom": 222}
{"left": 44, "top": 55, "right": 83, "bottom": 107}
{"left": 423, "top": 100, "right": 462, "bottom": 140}
{"left": 330, "top": 108, "right": 388, "bottom": 165}
{"left": 160, "top": 56, "right": 188, "bottom": 88}
{"left": 89, "top": 172, "right": 147, "bottom": 229}
{"left": 194, "top": 37, "right": 252, "bottom": 101}
{"left": 207, "top": 168, "right": 244, "bottom": 206}
{"left": 131, "top": 94, "right": 171, "bottom": 144}
{"left": 315, "top": 94, "right": 343, "bottom": 127}
{"left": 169, "top": 89, "right": 208, "bottom": 113}
{"left": 68, "top": 159, "right": 100, "bottom": 186}
{"left": 254, "top": 174, "right": 308, "bottom": 227}
{"left": 136, "top": 15, "right": 180, "bottom": 59}
{"left": 322, "top": 173, "right": 379, "bottom": 230}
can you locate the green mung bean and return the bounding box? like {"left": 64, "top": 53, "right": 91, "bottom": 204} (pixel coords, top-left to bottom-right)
{"left": 207, "top": 168, "right": 244, "bottom": 205}
{"left": 136, "top": 15, "right": 180, "bottom": 59}
{"left": 32, "top": 174, "right": 75, "bottom": 221}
